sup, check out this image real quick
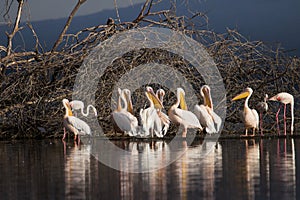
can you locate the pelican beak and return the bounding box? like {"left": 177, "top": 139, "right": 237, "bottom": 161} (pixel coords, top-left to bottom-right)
{"left": 203, "top": 88, "right": 212, "bottom": 108}
{"left": 232, "top": 91, "right": 250, "bottom": 101}
{"left": 146, "top": 90, "right": 163, "bottom": 109}
{"left": 179, "top": 91, "right": 188, "bottom": 110}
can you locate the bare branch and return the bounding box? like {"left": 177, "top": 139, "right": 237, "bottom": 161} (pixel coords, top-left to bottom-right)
{"left": 6, "top": 0, "right": 24, "bottom": 56}
{"left": 51, "top": 0, "right": 87, "bottom": 52}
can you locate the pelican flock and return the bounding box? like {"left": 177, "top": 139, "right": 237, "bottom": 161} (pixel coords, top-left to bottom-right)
{"left": 63, "top": 85, "right": 296, "bottom": 140}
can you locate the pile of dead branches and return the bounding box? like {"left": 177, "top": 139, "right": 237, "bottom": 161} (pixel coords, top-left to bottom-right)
{"left": 0, "top": 0, "right": 299, "bottom": 138}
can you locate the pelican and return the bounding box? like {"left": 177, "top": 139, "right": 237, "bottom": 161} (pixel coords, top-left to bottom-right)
{"left": 168, "top": 88, "right": 203, "bottom": 138}
{"left": 69, "top": 100, "right": 97, "bottom": 116}
{"left": 232, "top": 87, "right": 259, "bottom": 136}
{"left": 156, "top": 89, "right": 170, "bottom": 136}
{"left": 256, "top": 94, "right": 268, "bottom": 135}
{"left": 194, "top": 85, "right": 222, "bottom": 134}
{"left": 62, "top": 99, "right": 91, "bottom": 143}
{"left": 111, "top": 88, "right": 138, "bottom": 136}
{"left": 140, "top": 86, "right": 164, "bottom": 138}
{"left": 269, "top": 92, "right": 294, "bottom": 135}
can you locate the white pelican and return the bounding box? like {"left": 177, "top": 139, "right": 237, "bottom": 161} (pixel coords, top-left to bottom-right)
{"left": 232, "top": 87, "right": 259, "bottom": 136}
{"left": 111, "top": 88, "right": 138, "bottom": 136}
{"left": 194, "top": 85, "right": 222, "bottom": 134}
{"left": 168, "top": 88, "right": 203, "bottom": 138}
{"left": 140, "top": 86, "right": 164, "bottom": 137}
{"left": 256, "top": 94, "right": 268, "bottom": 135}
{"left": 156, "top": 89, "right": 170, "bottom": 136}
{"left": 269, "top": 92, "right": 294, "bottom": 135}
{"left": 69, "top": 100, "right": 97, "bottom": 117}
{"left": 62, "top": 99, "right": 91, "bottom": 143}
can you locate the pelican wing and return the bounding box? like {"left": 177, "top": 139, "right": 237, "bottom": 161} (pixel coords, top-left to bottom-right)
{"left": 112, "top": 111, "right": 132, "bottom": 132}
{"left": 153, "top": 114, "right": 163, "bottom": 138}
{"left": 211, "top": 111, "right": 222, "bottom": 133}
{"left": 158, "top": 111, "right": 170, "bottom": 135}
{"left": 251, "top": 109, "right": 259, "bottom": 130}
{"left": 67, "top": 116, "right": 91, "bottom": 135}
{"left": 174, "top": 108, "right": 202, "bottom": 129}
{"left": 194, "top": 105, "right": 216, "bottom": 134}
{"left": 140, "top": 107, "right": 158, "bottom": 137}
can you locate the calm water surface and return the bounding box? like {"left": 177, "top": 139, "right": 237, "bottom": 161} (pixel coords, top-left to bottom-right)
{"left": 0, "top": 137, "right": 299, "bottom": 199}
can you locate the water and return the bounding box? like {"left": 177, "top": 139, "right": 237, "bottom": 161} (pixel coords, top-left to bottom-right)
{"left": 0, "top": 138, "right": 299, "bottom": 199}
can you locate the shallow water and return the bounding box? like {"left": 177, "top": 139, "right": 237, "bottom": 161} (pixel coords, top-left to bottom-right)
{"left": 0, "top": 137, "right": 299, "bottom": 199}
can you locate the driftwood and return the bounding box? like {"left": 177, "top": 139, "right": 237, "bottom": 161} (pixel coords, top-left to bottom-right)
{"left": 0, "top": 0, "right": 299, "bottom": 139}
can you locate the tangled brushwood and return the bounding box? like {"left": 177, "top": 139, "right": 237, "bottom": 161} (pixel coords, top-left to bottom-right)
{"left": 0, "top": 0, "right": 299, "bottom": 138}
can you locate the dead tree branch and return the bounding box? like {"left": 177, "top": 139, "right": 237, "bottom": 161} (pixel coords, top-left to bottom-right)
{"left": 51, "top": 0, "right": 87, "bottom": 52}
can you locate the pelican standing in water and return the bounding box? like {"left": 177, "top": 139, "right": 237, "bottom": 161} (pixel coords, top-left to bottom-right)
{"left": 232, "top": 87, "right": 259, "bottom": 136}
{"left": 62, "top": 99, "right": 91, "bottom": 143}
{"left": 168, "top": 88, "right": 203, "bottom": 138}
{"left": 256, "top": 94, "right": 268, "bottom": 135}
{"left": 140, "top": 86, "right": 164, "bottom": 137}
{"left": 69, "top": 100, "right": 97, "bottom": 117}
{"left": 156, "top": 89, "right": 170, "bottom": 136}
{"left": 194, "top": 85, "right": 222, "bottom": 134}
{"left": 269, "top": 92, "right": 294, "bottom": 135}
{"left": 111, "top": 88, "right": 138, "bottom": 136}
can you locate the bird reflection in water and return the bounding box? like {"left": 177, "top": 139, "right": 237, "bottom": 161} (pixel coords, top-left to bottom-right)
{"left": 62, "top": 140, "right": 92, "bottom": 200}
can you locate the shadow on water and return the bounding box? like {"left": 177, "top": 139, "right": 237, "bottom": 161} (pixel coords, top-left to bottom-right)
{"left": 0, "top": 137, "right": 300, "bottom": 199}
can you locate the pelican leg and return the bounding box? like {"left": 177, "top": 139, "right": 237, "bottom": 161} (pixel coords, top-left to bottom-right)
{"left": 260, "top": 112, "right": 264, "bottom": 136}
{"left": 78, "top": 135, "right": 81, "bottom": 145}
{"left": 62, "top": 127, "right": 67, "bottom": 140}
{"left": 242, "top": 129, "right": 247, "bottom": 137}
{"left": 182, "top": 127, "right": 187, "bottom": 138}
{"left": 284, "top": 104, "right": 287, "bottom": 136}
{"left": 252, "top": 128, "right": 255, "bottom": 136}
{"left": 276, "top": 104, "right": 282, "bottom": 135}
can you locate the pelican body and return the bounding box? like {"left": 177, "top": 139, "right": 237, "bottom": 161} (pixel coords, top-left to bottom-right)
{"left": 194, "top": 85, "right": 222, "bottom": 134}
{"left": 269, "top": 92, "right": 294, "bottom": 135}
{"left": 232, "top": 87, "right": 259, "bottom": 136}
{"left": 111, "top": 88, "right": 138, "bottom": 136}
{"left": 168, "top": 88, "right": 203, "bottom": 138}
{"left": 156, "top": 89, "right": 170, "bottom": 136}
{"left": 140, "top": 86, "right": 164, "bottom": 138}
{"left": 62, "top": 99, "right": 91, "bottom": 143}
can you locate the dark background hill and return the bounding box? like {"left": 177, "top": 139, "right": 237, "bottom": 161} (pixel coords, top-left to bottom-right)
{"left": 1, "top": 0, "right": 300, "bottom": 56}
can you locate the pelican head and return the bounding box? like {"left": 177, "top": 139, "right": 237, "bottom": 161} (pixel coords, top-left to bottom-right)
{"left": 200, "top": 85, "right": 212, "bottom": 108}
{"left": 62, "top": 99, "right": 73, "bottom": 116}
{"left": 232, "top": 87, "right": 253, "bottom": 101}
{"left": 156, "top": 89, "right": 165, "bottom": 103}
{"left": 62, "top": 98, "right": 70, "bottom": 107}
{"left": 123, "top": 89, "right": 132, "bottom": 102}
{"left": 177, "top": 88, "right": 187, "bottom": 110}
{"left": 146, "top": 86, "right": 163, "bottom": 109}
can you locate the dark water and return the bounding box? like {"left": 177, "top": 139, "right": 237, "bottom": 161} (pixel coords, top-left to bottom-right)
{"left": 0, "top": 137, "right": 299, "bottom": 199}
